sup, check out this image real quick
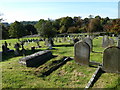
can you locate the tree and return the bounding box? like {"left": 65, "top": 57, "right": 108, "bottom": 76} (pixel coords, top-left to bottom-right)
{"left": 25, "top": 24, "right": 37, "bottom": 35}
{"left": 1, "top": 24, "right": 9, "bottom": 39}
{"left": 59, "top": 16, "right": 73, "bottom": 33}
{"left": 9, "top": 21, "right": 26, "bottom": 39}
{"left": 73, "top": 16, "right": 82, "bottom": 27}
{"left": 67, "top": 26, "right": 79, "bottom": 33}
{"left": 88, "top": 18, "right": 103, "bottom": 33}
{"left": 35, "top": 19, "right": 57, "bottom": 46}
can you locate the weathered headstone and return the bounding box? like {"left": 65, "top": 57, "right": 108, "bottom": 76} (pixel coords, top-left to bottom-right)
{"left": 102, "top": 35, "right": 109, "bottom": 48}
{"left": 74, "top": 41, "right": 90, "bottom": 66}
{"left": 83, "top": 37, "right": 93, "bottom": 51}
{"left": 14, "top": 43, "right": 20, "bottom": 56}
{"left": 109, "top": 38, "right": 114, "bottom": 46}
{"left": 118, "top": 40, "right": 120, "bottom": 48}
{"left": 103, "top": 46, "right": 120, "bottom": 73}
{"left": 45, "top": 39, "right": 49, "bottom": 46}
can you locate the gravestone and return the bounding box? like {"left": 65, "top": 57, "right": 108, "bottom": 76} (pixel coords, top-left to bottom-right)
{"left": 102, "top": 35, "right": 109, "bottom": 48}
{"left": 31, "top": 46, "right": 35, "bottom": 52}
{"left": 83, "top": 37, "right": 93, "bottom": 51}
{"left": 73, "top": 38, "right": 79, "bottom": 44}
{"left": 109, "top": 38, "right": 114, "bottom": 46}
{"left": 14, "top": 43, "right": 20, "bottom": 56}
{"left": 2, "top": 44, "right": 7, "bottom": 54}
{"left": 19, "top": 50, "right": 53, "bottom": 67}
{"left": 74, "top": 41, "right": 90, "bottom": 66}
{"left": 45, "top": 39, "right": 49, "bottom": 46}
{"left": 118, "top": 40, "right": 120, "bottom": 48}
{"left": 103, "top": 46, "right": 120, "bottom": 73}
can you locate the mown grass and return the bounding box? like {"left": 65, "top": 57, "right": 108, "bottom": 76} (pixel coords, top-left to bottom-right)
{"left": 1, "top": 36, "right": 120, "bottom": 89}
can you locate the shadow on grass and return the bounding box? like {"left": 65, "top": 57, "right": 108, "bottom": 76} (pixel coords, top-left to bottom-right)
{"left": 92, "top": 51, "right": 103, "bottom": 54}
{"left": 1, "top": 49, "right": 42, "bottom": 62}
{"left": 37, "top": 57, "right": 73, "bottom": 77}
{"left": 53, "top": 44, "right": 74, "bottom": 47}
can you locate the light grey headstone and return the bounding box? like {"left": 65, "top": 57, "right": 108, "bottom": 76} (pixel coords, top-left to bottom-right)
{"left": 116, "top": 37, "right": 118, "bottom": 41}
{"left": 83, "top": 37, "right": 93, "bottom": 51}
{"left": 103, "top": 46, "right": 120, "bottom": 73}
{"left": 109, "top": 38, "right": 114, "bottom": 46}
{"left": 118, "top": 40, "right": 120, "bottom": 48}
{"left": 102, "top": 35, "right": 109, "bottom": 48}
{"left": 90, "top": 35, "right": 95, "bottom": 40}
{"left": 74, "top": 41, "right": 90, "bottom": 66}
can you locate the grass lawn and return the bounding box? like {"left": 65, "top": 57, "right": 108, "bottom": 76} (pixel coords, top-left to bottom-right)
{"left": 1, "top": 36, "right": 120, "bottom": 89}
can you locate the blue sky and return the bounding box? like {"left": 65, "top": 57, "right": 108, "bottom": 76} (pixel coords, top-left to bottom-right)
{"left": 0, "top": 0, "right": 119, "bottom": 23}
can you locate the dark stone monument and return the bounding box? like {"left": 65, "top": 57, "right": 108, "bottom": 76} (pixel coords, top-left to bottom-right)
{"left": 19, "top": 50, "right": 54, "bottom": 67}
{"left": 74, "top": 41, "right": 90, "bottom": 66}
{"left": 73, "top": 38, "right": 79, "bottom": 44}
{"left": 103, "top": 46, "right": 120, "bottom": 73}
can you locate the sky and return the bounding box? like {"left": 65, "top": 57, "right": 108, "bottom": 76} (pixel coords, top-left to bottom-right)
{"left": 0, "top": 0, "right": 119, "bottom": 23}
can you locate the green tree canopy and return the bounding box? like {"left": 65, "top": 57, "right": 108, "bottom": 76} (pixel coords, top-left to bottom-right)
{"left": 35, "top": 19, "right": 57, "bottom": 38}
{"left": 9, "top": 21, "right": 26, "bottom": 38}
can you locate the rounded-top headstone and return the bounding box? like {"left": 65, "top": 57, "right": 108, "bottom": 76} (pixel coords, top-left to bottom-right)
{"left": 74, "top": 41, "right": 90, "bottom": 66}
{"left": 103, "top": 46, "right": 120, "bottom": 73}
{"left": 83, "top": 37, "right": 93, "bottom": 51}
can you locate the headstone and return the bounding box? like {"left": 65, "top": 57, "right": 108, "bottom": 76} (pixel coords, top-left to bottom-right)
{"left": 102, "top": 35, "right": 109, "bottom": 48}
{"left": 83, "top": 37, "right": 93, "bottom": 51}
{"left": 14, "top": 43, "right": 20, "bottom": 56}
{"left": 109, "top": 38, "right": 114, "bottom": 46}
{"left": 48, "top": 44, "right": 52, "bottom": 49}
{"left": 74, "top": 41, "right": 90, "bottom": 66}
{"left": 2, "top": 44, "right": 7, "bottom": 53}
{"left": 36, "top": 40, "right": 41, "bottom": 48}
{"left": 118, "top": 40, "right": 120, "bottom": 48}
{"left": 31, "top": 46, "right": 35, "bottom": 52}
{"left": 103, "top": 46, "right": 120, "bottom": 73}
{"left": 73, "top": 38, "right": 79, "bottom": 44}
{"left": 45, "top": 39, "right": 49, "bottom": 46}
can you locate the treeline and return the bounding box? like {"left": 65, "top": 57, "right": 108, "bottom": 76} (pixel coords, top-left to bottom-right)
{"left": 1, "top": 15, "right": 120, "bottom": 39}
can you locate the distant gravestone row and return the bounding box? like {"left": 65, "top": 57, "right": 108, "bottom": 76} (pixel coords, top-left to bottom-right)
{"left": 102, "top": 35, "right": 115, "bottom": 48}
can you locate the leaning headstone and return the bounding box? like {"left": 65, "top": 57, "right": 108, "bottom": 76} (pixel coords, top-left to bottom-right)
{"left": 103, "top": 46, "right": 120, "bottom": 73}
{"left": 74, "top": 41, "right": 90, "bottom": 66}
{"left": 83, "top": 37, "right": 93, "bottom": 51}
{"left": 102, "top": 35, "right": 109, "bottom": 48}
